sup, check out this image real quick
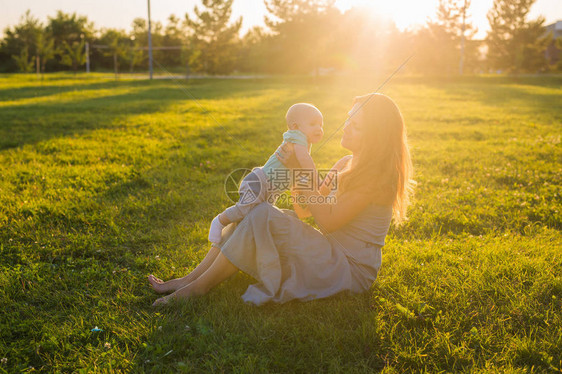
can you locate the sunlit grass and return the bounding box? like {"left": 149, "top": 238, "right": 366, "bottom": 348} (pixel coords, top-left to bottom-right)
{"left": 0, "top": 73, "right": 560, "bottom": 372}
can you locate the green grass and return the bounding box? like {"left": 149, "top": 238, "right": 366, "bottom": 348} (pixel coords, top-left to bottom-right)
{"left": 0, "top": 72, "right": 561, "bottom": 372}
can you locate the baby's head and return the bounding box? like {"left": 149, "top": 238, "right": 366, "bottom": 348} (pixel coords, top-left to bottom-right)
{"left": 285, "top": 103, "right": 324, "bottom": 144}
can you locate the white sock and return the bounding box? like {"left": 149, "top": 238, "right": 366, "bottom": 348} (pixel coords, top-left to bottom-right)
{"left": 208, "top": 215, "right": 225, "bottom": 244}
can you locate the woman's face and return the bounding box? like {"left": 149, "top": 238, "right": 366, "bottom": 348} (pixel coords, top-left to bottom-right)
{"left": 340, "top": 103, "right": 364, "bottom": 153}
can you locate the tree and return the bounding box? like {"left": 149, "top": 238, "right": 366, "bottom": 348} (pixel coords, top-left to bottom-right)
{"left": 127, "top": 18, "right": 149, "bottom": 71}
{"left": 2, "top": 10, "right": 42, "bottom": 72}
{"left": 264, "top": 0, "right": 341, "bottom": 74}
{"left": 127, "top": 17, "right": 167, "bottom": 71}
{"left": 265, "top": 0, "right": 335, "bottom": 26}
{"left": 555, "top": 38, "right": 562, "bottom": 71}
{"left": 161, "top": 14, "right": 185, "bottom": 67}
{"left": 411, "top": 0, "right": 479, "bottom": 75}
{"left": 46, "top": 11, "right": 93, "bottom": 70}
{"left": 486, "top": 0, "right": 550, "bottom": 73}
{"left": 35, "top": 31, "right": 56, "bottom": 74}
{"left": 12, "top": 47, "right": 34, "bottom": 72}
{"left": 126, "top": 35, "right": 145, "bottom": 73}
{"left": 99, "top": 29, "right": 129, "bottom": 78}
{"left": 0, "top": 9, "right": 95, "bottom": 73}
{"left": 237, "top": 26, "right": 271, "bottom": 73}
{"left": 59, "top": 40, "right": 86, "bottom": 73}
{"left": 184, "top": 0, "right": 242, "bottom": 75}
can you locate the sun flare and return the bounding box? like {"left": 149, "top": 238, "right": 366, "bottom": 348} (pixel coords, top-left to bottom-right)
{"left": 335, "top": 0, "right": 436, "bottom": 30}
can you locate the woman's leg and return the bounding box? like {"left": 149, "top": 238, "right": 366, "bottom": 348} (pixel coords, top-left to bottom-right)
{"left": 152, "top": 251, "right": 238, "bottom": 306}
{"left": 148, "top": 246, "right": 221, "bottom": 294}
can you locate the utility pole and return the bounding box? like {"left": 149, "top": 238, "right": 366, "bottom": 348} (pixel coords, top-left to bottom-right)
{"left": 459, "top": 0, "right": 466, "bottom": 75}
{"left": 85, "top": 41, "right": 90, "bottom": 73}
{"left": 147, "top": 0, "right": 153, "bottom": 79}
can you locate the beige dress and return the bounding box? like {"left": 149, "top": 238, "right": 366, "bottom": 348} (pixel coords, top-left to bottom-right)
{"left": 216, "top": 197, "right": 393, "bottom": 306}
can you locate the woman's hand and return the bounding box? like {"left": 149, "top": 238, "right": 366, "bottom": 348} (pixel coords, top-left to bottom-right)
{"left": 317, "top": 155, "right": 352, "bottom": 196}
{"left": 333, "top": 155, "right": 353, "bottom": 171}
{"left": 291, "top": 188, "right": 312, "bottom": 218}
{"left": 275, "top": 142, "right": 299, "bottom": 169}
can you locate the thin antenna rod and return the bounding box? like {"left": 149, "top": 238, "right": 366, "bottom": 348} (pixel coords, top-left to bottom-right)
{"left": 313, "top": 53, "right": 415, "bottom": 154}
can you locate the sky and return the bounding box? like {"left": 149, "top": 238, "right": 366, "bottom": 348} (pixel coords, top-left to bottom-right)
{"left": 1, "top": 0, "right": 561, "bottom": 39}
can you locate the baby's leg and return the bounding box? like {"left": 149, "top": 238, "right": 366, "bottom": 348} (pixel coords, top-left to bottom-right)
{"left": 208, "top": 208, "right": 230, "bottom": 243}
{"left": 218, "top": 213, "right": 231, "bottom": 226}
{"left": 226, "top": 169, "right": 268, "bottom": 219}
{"left": 209, "top": 170, "right": 264, "bottom": 243}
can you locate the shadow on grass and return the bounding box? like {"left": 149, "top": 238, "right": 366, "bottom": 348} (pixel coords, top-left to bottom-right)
{"left": 413, "top": 75, "right": 562, "bottom": 115}
{"left": 0, "top": 79, "right": 147, "bottom": 101}
{"left": 0, "top": 78, "right": 284, "bottom": 150}
{"left": 68, "top": 83, "right": 387, "bottom": 370}
{"left": 390, "top": 74, "right": 562, "bottom": 89}
{"left": 0, "top": 79, "right": 310, "bottom": 370}
{"left": 134, "top": 280, "right": 383, "bottom": 372}
{"left": 3, "top": 75, "right": 559, "bottom": 371}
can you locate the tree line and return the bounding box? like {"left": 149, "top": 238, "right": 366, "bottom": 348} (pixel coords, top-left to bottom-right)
{"left": 1, "top": 0, "right": 559, "bottom": 76}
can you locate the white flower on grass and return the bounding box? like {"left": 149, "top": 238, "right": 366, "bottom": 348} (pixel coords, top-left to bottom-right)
{"left": 1, "top": 357, "right": 7, "bottom": 364}
{"left": 104, "top": 342, "right": 111, "bottom": 349}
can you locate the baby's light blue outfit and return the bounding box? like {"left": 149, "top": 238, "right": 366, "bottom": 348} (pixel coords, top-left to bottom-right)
{"left": 261, "top": 129, "right": 308, "bottom": 179}
{"left": 216, "top": 196, "right": 393, "bottom": 306}
{"left": 223, "top": 129, "right": 309, "bottom": 223}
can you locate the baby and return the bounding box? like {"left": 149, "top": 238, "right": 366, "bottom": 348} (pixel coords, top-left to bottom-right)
{"left": 208, "top": 103, "right": 324, "bottom": 244}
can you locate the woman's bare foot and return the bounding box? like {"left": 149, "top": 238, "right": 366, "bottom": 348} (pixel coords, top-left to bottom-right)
{"left": 152, "top": 294, "right": 174, "bottom": 307}
{"left": 148, "top": 274, "right": 180, "bottom": 294}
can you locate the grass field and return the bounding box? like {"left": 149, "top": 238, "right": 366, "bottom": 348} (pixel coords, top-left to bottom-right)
{"left": 0, "top": 72, "right": 561, "bottom": 372}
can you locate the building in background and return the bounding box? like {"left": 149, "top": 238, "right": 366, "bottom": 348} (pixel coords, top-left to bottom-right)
{"left": 545, "top": 20, "right": 562, "bottom": 65}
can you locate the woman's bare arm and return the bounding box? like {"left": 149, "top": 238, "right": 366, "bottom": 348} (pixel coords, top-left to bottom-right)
{"left": 319, "top": 155, "right": 352, "bottom": 195}
{"left": 275, "top": 148, "right": 362, "bottom": 230}
{"left": 291, "top": 189, "right": 313, "bottom": 218}
{"left": 298, "top": 154, "right": 365, "bottom": 232}
{"left": 306, "top": 189, "right": 370, "bottom": 233}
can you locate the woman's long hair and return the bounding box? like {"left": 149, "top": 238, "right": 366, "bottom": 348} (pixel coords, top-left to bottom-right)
{"left": 336, "top": 93, "right": 414, "bottom": 224}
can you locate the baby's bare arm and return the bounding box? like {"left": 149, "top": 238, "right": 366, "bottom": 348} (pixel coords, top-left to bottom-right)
{"left": 293, "top": 144, "right": 315, "bottom": 170}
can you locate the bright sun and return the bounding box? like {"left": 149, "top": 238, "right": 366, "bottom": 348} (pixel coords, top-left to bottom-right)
{"left": 334, "top": 0, "right": 437, "bottom": 31}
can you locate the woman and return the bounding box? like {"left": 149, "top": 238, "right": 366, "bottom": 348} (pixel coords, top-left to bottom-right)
{"left": 148, "top": 93, "right": 414, "bottom": 306}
